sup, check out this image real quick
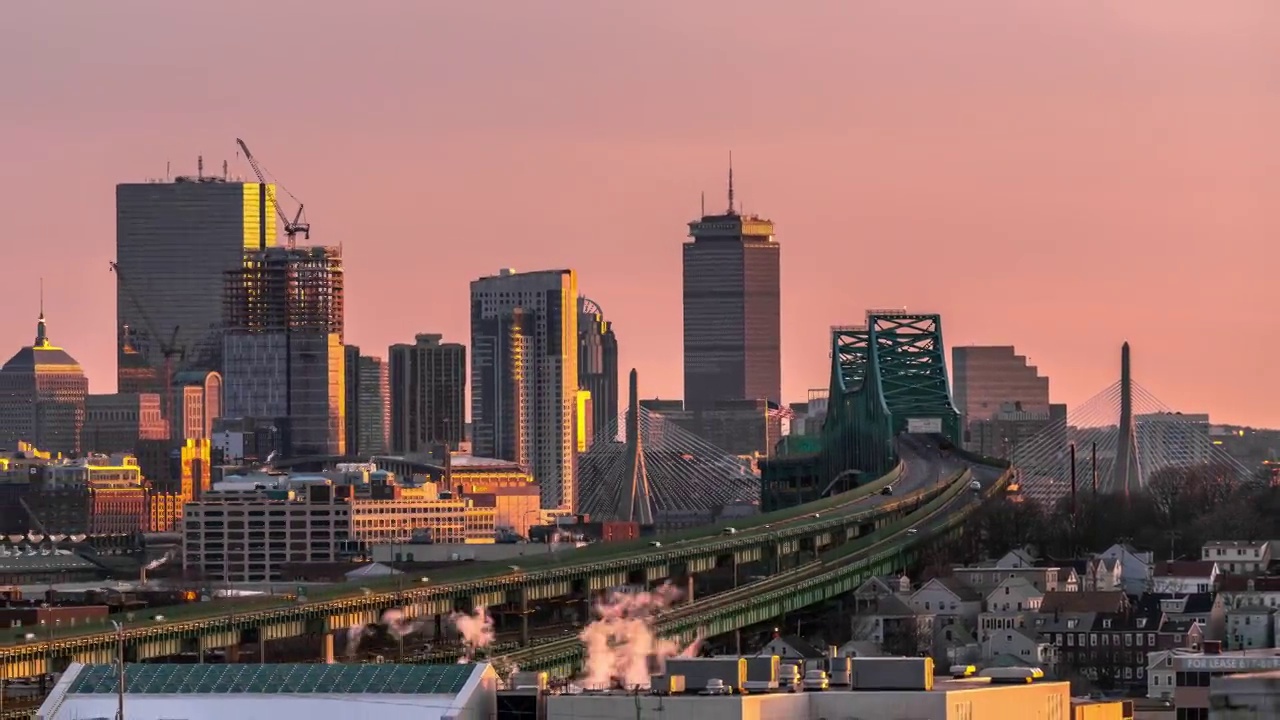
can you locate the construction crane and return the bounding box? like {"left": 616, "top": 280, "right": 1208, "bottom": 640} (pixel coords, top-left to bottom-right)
{"left": 235, "top": 137, "right": 310, "bottom": 248}
{"left": 109, "top": 261, "right": 184, "bottom": 428}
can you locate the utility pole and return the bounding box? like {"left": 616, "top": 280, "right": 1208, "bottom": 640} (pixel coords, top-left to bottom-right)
{"left": 1164, "top": 530, "right": 1182, "bottom": 562}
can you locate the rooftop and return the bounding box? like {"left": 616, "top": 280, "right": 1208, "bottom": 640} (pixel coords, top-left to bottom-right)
{"left": 1155, "top": 560, "right": 1218, "bottom": 578}
{"left": 68, "top": 663, "right": 477, "bottom": 695}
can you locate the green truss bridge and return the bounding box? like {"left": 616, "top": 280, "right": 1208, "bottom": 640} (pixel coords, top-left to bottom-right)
{"left": 0, "top": 311, "right": 995, "bottom": 684}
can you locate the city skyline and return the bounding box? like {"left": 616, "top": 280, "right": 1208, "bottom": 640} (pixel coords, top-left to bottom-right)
{"left": 3, "top": 2, "right": 1276, "bottom": 428}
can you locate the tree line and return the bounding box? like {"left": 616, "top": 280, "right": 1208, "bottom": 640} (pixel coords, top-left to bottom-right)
{"left": 964, "top": 462, "right": 1277, "bottom": 562}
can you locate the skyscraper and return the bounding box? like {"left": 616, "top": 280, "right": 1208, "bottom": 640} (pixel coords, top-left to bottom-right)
{"left": 0, "top": 309, "right": 88, "bottom": 455}
{"left": 222, "top": 245, "right": 345, "bottom": 456}
{"left": 578, "top": 297, "right": 618, "bottom": 442}
{"left": 683, "top": 161, "right": 781, "bottom": 411}
{"left": 115, "top": 175, "right": 278, "bottom": 396}
{"left": 344, "top": 344, "right": 361, "bottom": 454}
{"left": 951, "top": 346, "right": 1051, "bottom": 445}
{"left": 471, "top": 269, "right": 579, "bottom": 510}
{"left": 389, "top": 334, "right": 465, "bottom": 454}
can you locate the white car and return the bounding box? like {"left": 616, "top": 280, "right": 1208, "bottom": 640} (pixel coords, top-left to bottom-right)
{"left": 969, "top": 480, "right": 982, "bottom": 492}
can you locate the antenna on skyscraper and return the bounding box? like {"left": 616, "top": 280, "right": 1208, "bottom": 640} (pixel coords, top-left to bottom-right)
{"left": 700, "top": 191, "right": 705, "bottom": 217}
{"left": 727, "top": 151, "right": 735, "bottom": 215}
{"left": 198, "top": 155, "right": 204, "bottom": 180}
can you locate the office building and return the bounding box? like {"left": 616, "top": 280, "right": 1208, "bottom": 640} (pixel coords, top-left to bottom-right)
{"left": 471, "top": 269, "right": 579, "bottom": 509}
{"left": 115, "top": 175, "right": 277, "bottom": 400}
{"left": 82, "top": 393, "right": 168, "bottom": 453}
{"left": 181, "top": 474, "right": 496, "bottom": 582}
{"left": 683, "top": 166, "right": 780, "bottom": 410}
{"left": 171, "top": 370, "right": 222, "bottom": 440}
{"left": 578, "top": 297, "right": 618, "bottom": 441}
{"left": 343, "top": 344, "right": 361, "bottom": 454}
{"left": 951, "top": 346, "right": 1051, "bottom": 447}
{"left": 222, "top": 245, "right": 345, "bottom": 456}
{"left": 355, "top": 355, "right": 390, "bottom": 455}
{"left": 389, "top": 334, "right": 464, "bottom": 454}
{"left": 0, "top": 310, "right": 88, "bottom": 456}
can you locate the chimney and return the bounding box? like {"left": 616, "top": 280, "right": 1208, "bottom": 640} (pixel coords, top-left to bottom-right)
{"left": 1204, "top": 640, "right": 1222, "bottom": 655}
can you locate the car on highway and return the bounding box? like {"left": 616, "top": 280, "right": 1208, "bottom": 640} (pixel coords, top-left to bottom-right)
{"left": 649, "top": 541, "right": 663, "bottom": 548}
{"left": 969, "top": 480, "right": 982, "bottom": 492}
{"left": 905, "top": 529, "right": 918, "bottom": 536}
{"left": 722, "top": 527, "right": 738, "bottom": 535}
{"left": 880, "top": 485, "right": 893, "bottom": 496}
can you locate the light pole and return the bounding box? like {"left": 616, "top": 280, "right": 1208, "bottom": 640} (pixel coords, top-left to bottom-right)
{"left": 111, "top": 620, "right": 125, "bottom": 720}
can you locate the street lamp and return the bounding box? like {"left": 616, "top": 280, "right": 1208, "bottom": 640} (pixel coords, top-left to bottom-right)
{"left": 111, "top": 620, "right": 125, "bottom": 720}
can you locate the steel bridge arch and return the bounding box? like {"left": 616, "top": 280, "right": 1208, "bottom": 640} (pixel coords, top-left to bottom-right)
{"left": 822, "top": 311, "right": 961, "bottom": 479}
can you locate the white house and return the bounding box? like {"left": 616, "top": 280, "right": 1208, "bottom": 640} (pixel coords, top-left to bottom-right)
{"left": 993, "top": 547, "right": 1038, "bottom": 569}
{"left": 1219, "top": 577, "right": 1280, "bottom": 611}
{"left": 956, "top": 564, "right": 1065, "bottom": 595}
{"left": 850, "top": 594, "right": 936, "bottom": 655}
{"left": 1080, "top": 557, "right": 1123, "bottom": 592}
{"left": 762, "top": 635, "right": 828, "bottom": 669}
{"left": 1225, "top": 605, "right": 1274, "bottom": 650}
{"left": 1152, "top": 560, "right": 1219, "bottom": 594}
{"left": 908, "top": 578, "right": 983, "bottom": 626}
{"left": 984, "top": 576, "right": 1044, "bottom": 614}
{"left": 1146, "top": 649, "right": 1187, "bottom": 700}
{"left": 852, "top": 575, "right": 911, "bottom": 611}
{"left": 985, "top": 627, "right": 1056, "bottom": 669}
{"left": 1203, "top": 540, "right": 1271, "bottom": 575}
{"left": 1098, "top": 543, "right": 1155, "bottom": 595}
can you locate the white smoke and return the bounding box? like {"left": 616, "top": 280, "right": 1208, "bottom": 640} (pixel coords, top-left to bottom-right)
{"left": 450, "top": 606, "right": 495, "bottom": 662}
{"left": 143, "top": 554, "right": 170, "bottom": 571}
{"left": 344, "top": 607, "right": 427, "bottom": 656}
{"left": 578, "top": 582, "right": 702, "bottom": 690}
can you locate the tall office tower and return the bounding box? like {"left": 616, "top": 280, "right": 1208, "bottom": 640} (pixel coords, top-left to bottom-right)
{"left": 222, "top": 246, "right": 345, "bottom": 456}
{"left": 0, "top": 310, "right": 89, "bottom": 455}
{"left": 115, "top": 174, "right": 277, "bottom": 407}
{"left": 356, "top": 355, "right": 391, "bottom": 456}
{"left": 683, "top": 162, "right": 781, "bottom": 411}
{"left": 471, "top": 269, "right": 579, "bottom": 510}
{"left": 343, "top": 345, "right": 361, "bottom": 454}
{"left": 389, "top": 334, "right": 465, "bottom": 454}
{"left": 951, "top": 346, "right": 1051, "bottom": 445}
{"left": 577, "top": 297, "right": 618, "bottom": 443}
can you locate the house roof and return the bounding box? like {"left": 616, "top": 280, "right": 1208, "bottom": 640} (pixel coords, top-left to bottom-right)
{"left": 1219, "top": 576, "right": 1280, "bottom": 593}
{"left": 1092, "top": 610, "right": 1162, "bottom": 632}
{"left": 873, "top": 594, "right": 918, "bottom": 617}
{"left": 1227, "top": 605, "right": 1275, "bottom": 616}
{"left": 933, "top": 576, "right": 983, "bottom": 602}
{"left": 1033, "top": 611, "right": 1097, "bottom": 634}
{"left": 1135, "top": 592, "right": 1217, "bottom": 616}
{"left": 68, "top": 663, "right": 478, "bottom": 694}
{"left": 775, "top": 635, "right": 826, "bottom": 659}
{"left": 1204, "top": 540, "right": 1268, "bottom": 550}
{"left": 1160, "top": 619, "right": 1202, "bottom": 634}
{"left": 984, "top": 576, "right": 1043, "bottom": 603}
{"left": 1055, "top": 567, "right": 1078, "bottom": 583}
{"left": 1155, "top": 560, "right": 1218, "bottom": 578}
{"left": 1041, "top": 591, "right": 1129, "bottom": 614}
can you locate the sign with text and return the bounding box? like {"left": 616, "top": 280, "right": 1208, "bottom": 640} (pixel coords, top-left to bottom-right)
{"left": 907, "top": 417, "right": 943, "bottom": 434}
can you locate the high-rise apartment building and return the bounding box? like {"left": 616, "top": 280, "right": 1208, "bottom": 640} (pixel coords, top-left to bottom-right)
{"left": 683, "top": 168, "right": 781, "bottom": 411}
{"left": 356, "top": 355, "right": 391, "bottom": 456}
{"left": 389, "top": 334, "right": 465, "bottom": 454}
{"left": 951, "top": 346, "right": 1052, "bottom": 445}
{"left": 578, "top": 297, "right": 618, "bottom": 443}
{"left": 222, "top": 246, "right": 345, "bottom": 456}
{"left": 0, "top": 312, "right": 89, "bottom": 456}
{"left": 343, "top": 345, "right": 361, "bottom": 454}
{"left": 471, "top": 269, "right": 579, "bottom": 510}
{"left": 115, "top": 176, "right": 277, "bottom": 401}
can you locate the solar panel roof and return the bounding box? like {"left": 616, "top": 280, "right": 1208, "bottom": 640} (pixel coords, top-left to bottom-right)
{"left": 68, "top": 663, "right": 476, "bottom": 695}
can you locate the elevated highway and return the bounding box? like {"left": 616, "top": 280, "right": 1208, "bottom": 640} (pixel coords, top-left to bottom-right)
{"left": 0, "top": 311, "right": 995, "bottom": 681}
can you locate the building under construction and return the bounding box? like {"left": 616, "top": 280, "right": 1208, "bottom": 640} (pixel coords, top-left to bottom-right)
{"left": 221, "top": 246, "right": 346, "bottom": 457}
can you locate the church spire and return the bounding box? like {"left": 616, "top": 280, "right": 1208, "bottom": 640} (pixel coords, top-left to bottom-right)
{"left": 34, "top": 279, "right": 50, "bottom": 348}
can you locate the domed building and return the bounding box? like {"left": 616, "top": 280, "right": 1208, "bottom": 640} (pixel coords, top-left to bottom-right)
{"left": 0, "top": 310, "right": 88, "bottom": 455}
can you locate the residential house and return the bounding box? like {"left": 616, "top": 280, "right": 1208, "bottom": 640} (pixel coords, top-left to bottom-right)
{"left": 986, "top": 627, "right": 1056, "bottom": 669}
{"left": 851, "top": 575, "right": 911, "bottom": 611}
{"left": 1136, "top": 593, "right": 1220, "bottom": 630}
{"left": 1098, "top": 543, "right": 1155, "bottom": 595}
{"left": 907, "top": 577, "right": 983, "bottom": 628}
{"left": 1224, "top": 605, "right": 1273, "bottom": 650}
{"left": 762, "top": 635, "right": 828, "bottom": 670}
{"left": 1085, "top": 557, "right": 1123, "bottom": 592}
{"left": 1055, "top": 567, "right": 1081, "bottom": 593}
{"left": 979, "top": 576, "right": 1044, "bottom": 639}
{"left": 1152, "top": 561, "right": 1219, "bottom": 594}
{"left": 1146, "top": 648, "right": 1193, "bottom": 701}
{"left": 1218, "top": 576, "right": 1280, "bottom": 611}
{"left": 957, "top": 562, "right": 1065, "bottom": 595}
{"left": 1157, "top": 618, "right": 1206, "bottom": 654}
{"left": 850, "top": 594, "right": 934, "bottom": 656}
{"left": 1202, "top": 540, "right": 1271, "bottom": 575}
{"left": 993, "top": 547, "right": 1038, "bottom": 569}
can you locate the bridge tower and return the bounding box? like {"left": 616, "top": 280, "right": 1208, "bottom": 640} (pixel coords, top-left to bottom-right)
{"left": 1112, "top": 341, "right": 1139, "bottom": 497}
{"left": 616, "top": 368, "right": 654, "bottom": 524}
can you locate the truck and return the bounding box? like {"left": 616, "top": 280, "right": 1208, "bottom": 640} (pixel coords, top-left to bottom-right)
{"left": 742, "top": 656, "right": 780, "bottom": 693}
{"left": 850, "top": 657, "right": 935, "bottom": 691}
{"left": 662, "top": 658, "right": 747, "bottom": 694}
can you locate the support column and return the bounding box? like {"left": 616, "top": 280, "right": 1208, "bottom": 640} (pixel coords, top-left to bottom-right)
{"left": 520, "top": 593, "right": 531, "bottom": 647}
{"left": 258, "top": 634, "right": 266, "bottom": 663}
{"left": 685, "top": 575, "right": 695, "bottom": 604}
{"left": 322, "top": 634, "right": 335, "bottom": 664}
{"left": 434, "top": 614, "right": 443, "bottom": 640}
{"left": 225, "top": 644, "right": 240, "bottom": 662}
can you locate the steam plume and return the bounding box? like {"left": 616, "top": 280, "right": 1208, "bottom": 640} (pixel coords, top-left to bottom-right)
{"left": 578, "top": 583, "right": 700, "bottom": 690}
{"left": 450, "top": 605, "right": 495, "bottom": 662}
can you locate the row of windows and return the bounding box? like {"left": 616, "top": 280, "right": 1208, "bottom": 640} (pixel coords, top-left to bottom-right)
{"left": 1053, "top": 632, "right": 1158, "bottom": 647}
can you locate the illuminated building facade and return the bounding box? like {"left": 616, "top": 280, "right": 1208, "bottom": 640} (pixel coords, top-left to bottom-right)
{"left": 0, "top": 311, "right": 88, "bottom": 456}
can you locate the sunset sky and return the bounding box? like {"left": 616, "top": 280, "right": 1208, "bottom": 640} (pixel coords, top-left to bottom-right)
{"left": 3, "top": 1, "right": 1277, "bottom": 427}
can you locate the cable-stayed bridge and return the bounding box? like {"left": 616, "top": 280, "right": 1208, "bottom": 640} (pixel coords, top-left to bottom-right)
{"left": 1013, "top": 343, "right": 1252, "bottom": 505}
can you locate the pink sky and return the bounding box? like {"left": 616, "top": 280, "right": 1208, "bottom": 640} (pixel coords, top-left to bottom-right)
{"left": 2, "top": 1, "right": 1277, "bottom": 427}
